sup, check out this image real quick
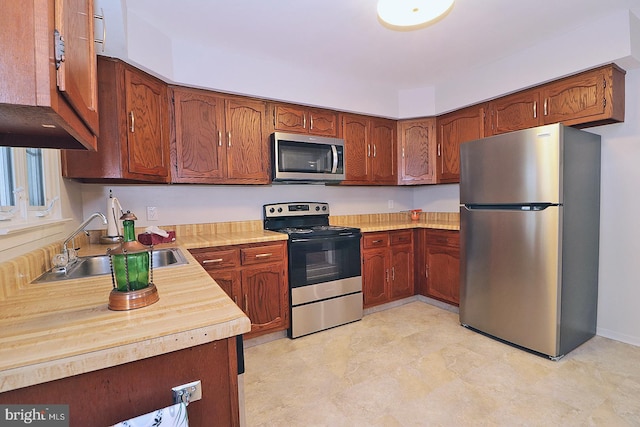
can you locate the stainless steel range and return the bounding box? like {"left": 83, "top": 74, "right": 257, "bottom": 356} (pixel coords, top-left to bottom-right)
{"left": 263, "top": 202, "right": 363, "bottom": 338}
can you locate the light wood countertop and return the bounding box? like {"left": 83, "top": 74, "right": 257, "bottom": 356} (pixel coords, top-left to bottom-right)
{"left": 0, "top": 247, "right": 250, "bottom": 393}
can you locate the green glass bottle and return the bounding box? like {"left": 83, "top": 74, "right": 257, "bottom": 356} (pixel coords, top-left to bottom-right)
{"left": 112, "top": 212, "right": 149, "bottom": 292}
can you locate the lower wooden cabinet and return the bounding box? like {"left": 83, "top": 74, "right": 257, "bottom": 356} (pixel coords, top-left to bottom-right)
{"left": 0, "top": 338, "right": 241, "bottom": 426}
{"left": 417, "top": 229, "right": 460, "bottom": 306}
{"left": 361, "top": 230, "right": 414, "bottom": 308}
{"left": 190, "top": 241, "right": 289, "bottom": 338}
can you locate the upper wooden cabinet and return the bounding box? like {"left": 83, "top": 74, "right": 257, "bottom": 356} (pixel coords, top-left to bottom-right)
{"left": 397, "top": 118, "right": 437, "bottom": 185}
{"left": 62, "top": 57, "right": 170, "bottom": 182}
{"left": 170, "top": 87, "right": 269, "bottom": 184}
{"left": 487, "top": 64, "right": 625, "bottom": 136}
{"left": 0, "top": 0, "right": 98, "bottom": 150}
{"left": 270, "top": 103, "right": 338, "bottom": 137}
{"left": 341, "top": 114, "right": 396, "bottom": 185}
{"left": 541, "top": 64, "right": 625, "bottom": 127}
{"left": 436, "top": 105, "right": 486, "bottom": 183}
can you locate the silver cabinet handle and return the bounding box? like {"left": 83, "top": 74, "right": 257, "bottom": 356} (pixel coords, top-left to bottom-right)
{"left": 533, "top": 101, "right": 537, "bottom": 118}
{"left": 303, "top": 114, "right": 307, "bottom": 129}
{"left": 202, "top": 258, "right": 223, "bottom": 264}
{"left": 255, "top": 253, "right": 272, "bottom": 258}
{"left": 218, "top": 131, "right": 222, "bottom": 147}
{"left": 310, "top": 114, "right": 314, "bottom": 130}
{"left": 227, "top": 131, "right": 231, "bottom": 147}
{"left": 544, "top": 99, "right": 548, "bottom": 116}
{"left": 437, "top": 143, "right": 441, "bottom": 157}
{"left": 129, "top": 111, "right": 135, "bottom": 133}
{"left": 367, "top": 144, "right": 371, "bottom": 157}
{"left": 373, "top": 144, "right": 377, "bottom": 158}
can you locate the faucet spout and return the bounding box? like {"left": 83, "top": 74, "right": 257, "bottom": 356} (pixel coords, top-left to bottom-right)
{"left": 63, "top": 212, "right": 108, "bottom": 252}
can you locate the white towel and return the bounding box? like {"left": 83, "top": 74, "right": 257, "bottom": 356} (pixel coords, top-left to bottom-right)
{"left": 112, "top": 402, "right": 188, "bottom": 427}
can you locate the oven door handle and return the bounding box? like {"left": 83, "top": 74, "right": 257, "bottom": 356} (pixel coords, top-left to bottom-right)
{"left": 290, "top": 233, "right": 360, "bottom": 243}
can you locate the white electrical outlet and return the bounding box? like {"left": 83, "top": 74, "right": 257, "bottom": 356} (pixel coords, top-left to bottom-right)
{"left": 388, "top": 200, "right": 394, "bottom": 209}
{"left": 146, "top": 206, "right": 158, "bottom": 221}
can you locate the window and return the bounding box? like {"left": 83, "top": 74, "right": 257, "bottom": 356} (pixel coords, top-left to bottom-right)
{"left": 0, "top": 147, "right": 61, "bottom": 227}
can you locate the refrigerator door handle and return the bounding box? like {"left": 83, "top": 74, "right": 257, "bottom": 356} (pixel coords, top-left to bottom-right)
{"left": 463, "top": 203, "right": 558, "bottom": 211}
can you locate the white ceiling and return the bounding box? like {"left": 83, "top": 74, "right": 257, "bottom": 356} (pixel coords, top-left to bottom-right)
{"left": 123, "top": 0, "right": 640, "bottom": 90}
{"left": 100, "top": 0, "right": 640, "bottom": 117}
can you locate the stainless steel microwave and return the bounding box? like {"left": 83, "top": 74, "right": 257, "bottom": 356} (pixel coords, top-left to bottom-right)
{"left": 272, "top": 132, "right": 346, "bottom": 183}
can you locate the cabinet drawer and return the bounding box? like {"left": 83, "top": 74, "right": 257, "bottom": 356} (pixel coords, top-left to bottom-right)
{"left": 426, "top": 230, "right": 460, "bottom": 248}
{"left": 241, "top": 244, "right": 285, "bottom": 265}
{"left": 390, "top": 230, "right": 413, "bottom": 245}
{"left": 190, "top": 248, "right": 240, "bottom": 269}
{"left": 363, "top": 233, "right": 389, "bottom": 249}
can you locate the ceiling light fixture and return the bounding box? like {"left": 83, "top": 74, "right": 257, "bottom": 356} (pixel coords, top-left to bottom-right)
{"left": 377, "top": 0, "right": 455, "bottom": 30}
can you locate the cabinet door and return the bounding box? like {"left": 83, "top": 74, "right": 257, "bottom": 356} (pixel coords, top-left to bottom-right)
{"left": 171, "top": 89, "right": 226, "bottom": 182}
{"left": 390, "top": 244, "right": 414, "bottom": 300}
{"left": 124, "top": 68, "right": 170, "bottom": 180}
{"left": 208, "top": 270, "right": 241, "bottom": 307}
{"left": 54, "top": 0, "right": 99, "bottom": 135}
{"left": 370, "top": 118, "right": 396, "bottom": 184}
{"left": 241, "top": 264, "right": 287, "bottom": 335}
{"left": 225, "top": 98, "right": 269, "bottom": 183}
{"left": 541, "top": 68, "right": 607, "bottom": 126}
{"left": 362, "top": 248, "right": 388, "bottom": 308}
{"left": 425, "top": 230, "right": 460, "bottom": 306}
{"left": 487, "top": 90, "right": 541, "bottom": 136}
{"left": 342, "top": 114, "right": 370, "bottom": 183}
{"left": 273, "top": 104, "right": 307, "bottom": 134}
{"left": 436, "top": 105, "right": 485, "bottom": 184}
{"left": 308, "top": 108, "right": 338, "bottom": 137}
{"left": 398, "top": 118, "right": 436, "bottom": 185}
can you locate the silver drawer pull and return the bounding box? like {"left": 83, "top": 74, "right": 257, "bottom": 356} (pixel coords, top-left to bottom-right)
{"left": 202, "top": 258, "right": 224, "bottom": 264}
{"left": 372, "top": 239, "right": 383, "bottom": 243}
{"left": 255, "top": 253, "right": 272, "bottom": 258}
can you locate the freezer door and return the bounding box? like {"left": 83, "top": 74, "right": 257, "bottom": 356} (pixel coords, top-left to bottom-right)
{"left": 460, "top": 124, "right": 562, "bottom": 205}
{"left": 460, "top": 206, "right": 561, "bottom": 357}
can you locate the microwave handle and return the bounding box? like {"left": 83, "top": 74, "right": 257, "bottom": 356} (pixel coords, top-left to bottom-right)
{"left": 331, "top": 145, "right": 338, "bottom": 173}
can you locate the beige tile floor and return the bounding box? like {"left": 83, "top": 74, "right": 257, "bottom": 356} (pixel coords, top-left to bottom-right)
{"left": 244, "top": 301, "right": 640, "bottom": 426}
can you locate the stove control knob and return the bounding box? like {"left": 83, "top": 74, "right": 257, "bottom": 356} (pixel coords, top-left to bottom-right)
{"left": 322, "top": 206, "right": 327, "bottom": 211}
{"left": 315, "top": 206, "right": 320, "bottom": 211}
{"left": 269, "top": 207, "right": 275, "bottom": 213}
{"left": 277, "top": 207, "right": 283, "bottom": 213}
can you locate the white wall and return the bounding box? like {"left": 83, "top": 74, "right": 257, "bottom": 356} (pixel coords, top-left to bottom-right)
{"left": 589, "top": 68, "right": 640, "bottom": 346}
{"left": 79, "top": 184, "right": 414, "bottom": 227}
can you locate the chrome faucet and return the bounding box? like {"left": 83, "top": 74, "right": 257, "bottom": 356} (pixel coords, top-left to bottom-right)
{"left": 62, "top": 212, "right": 108, "bottom": 258}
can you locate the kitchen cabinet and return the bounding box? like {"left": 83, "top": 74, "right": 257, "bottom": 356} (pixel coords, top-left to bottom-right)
{"left": 541, "top": 64, "right": 625, "bottom": 127}
{"left": 190, "top": 241, "right": 289, "bottom": 338}
{"left": 419, "top": 229, "right": 460, "bottom": 306}
{"left": 0, "top": 338, "right": 241, "bottom": 426}
{"left": 397, "top": 117, "right": 437, "bottom": 185}
{"left": 62, "top": 57, "right": 170, "bottom": 182}
{"left": 486, "top": 64, "right": 625, "bottom": 136}
{"left": 486, "top": 90, "right": 541, "bottom": 136}
{"left": 436, "top": 104, "right": 486, "bottom": 184}
{"left": 0, "top": 0, "right": 98, "bottom": 150}
{"left": 361, "top": 230, "right": 414, "bottom": 308}
{"left": 270, "top": 103, "right": 338, "bottom": 137}
{"left": 341, "top": 114, "right": 396, "bottom": 185}
{"left": 170, "top": 87, "right": 270, "bottom": 184}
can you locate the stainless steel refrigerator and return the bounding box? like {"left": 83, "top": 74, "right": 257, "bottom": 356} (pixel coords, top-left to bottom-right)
{"left": 459, "top": 123, "right": 601, "bottom": 359}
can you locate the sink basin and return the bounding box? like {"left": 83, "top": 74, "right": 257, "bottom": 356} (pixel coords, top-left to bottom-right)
{"left": 32, "top": 248, "right": 188, "bottom": 283}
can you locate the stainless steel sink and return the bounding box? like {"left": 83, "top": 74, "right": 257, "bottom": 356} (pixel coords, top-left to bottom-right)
{"left": 32, "top": 248, "right": 188, "bottom": 283}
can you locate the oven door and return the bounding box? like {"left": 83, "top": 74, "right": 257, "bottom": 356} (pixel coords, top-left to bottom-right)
{"left": 288, "top": 234, "right": 361, "bottom": 288}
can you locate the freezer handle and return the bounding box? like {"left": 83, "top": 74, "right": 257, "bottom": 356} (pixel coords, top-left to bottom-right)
{"left": 463, "top": 203, "right": 558, "bottom": 211}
